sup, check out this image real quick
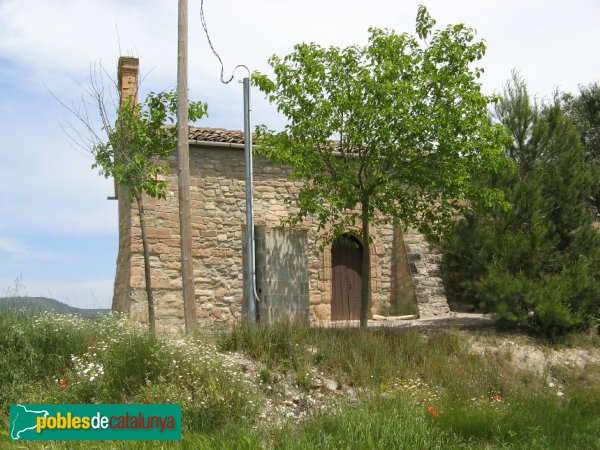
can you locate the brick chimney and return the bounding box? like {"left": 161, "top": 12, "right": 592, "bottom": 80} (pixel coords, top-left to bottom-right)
{"left": 117, "top": 56, "right": 139, "bottom": 104}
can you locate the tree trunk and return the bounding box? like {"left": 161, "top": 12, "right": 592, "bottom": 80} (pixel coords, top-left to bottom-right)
{"left": 136, "top": 195, "right": 156, "bottom": 334}
{"left": 360, "top": 196, "right": 371, "bottom": 328}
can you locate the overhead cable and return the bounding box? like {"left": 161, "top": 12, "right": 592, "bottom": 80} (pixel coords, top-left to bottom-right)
{"left": 200, "top": 0, "right": 249, "bottom": 83}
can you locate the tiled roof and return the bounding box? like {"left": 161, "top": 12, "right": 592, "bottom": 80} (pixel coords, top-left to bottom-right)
{"left": 188, "top": 127, "right": 247, "bottom": 144}
{"left": 187, "top": 126, "right": 341, "bottom": 149}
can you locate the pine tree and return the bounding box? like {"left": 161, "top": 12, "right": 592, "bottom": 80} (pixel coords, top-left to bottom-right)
{"left": 564, "top": 82, "right": 600, "bottom": 216}
{"left": 443, "top": 75, "right": 600, "bottom": 337}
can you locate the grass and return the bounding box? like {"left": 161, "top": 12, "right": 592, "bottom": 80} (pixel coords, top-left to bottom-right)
{"left": 217, "top": 320, "right": 502, "bottom": 394}
{"left": 219, "top": 320, "right": 600, "bottom": 449}
{"left": 1, "top": 312, "right": 598, "bottom": 449}
{"left": 0, "top": 310, "right": 260, "bottom": 444}
{"left": 551, "top": 329, "right": 600, "bottom": 349}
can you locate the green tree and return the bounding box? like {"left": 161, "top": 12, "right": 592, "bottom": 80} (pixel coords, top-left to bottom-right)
{"left": 443, "top": 74, "right": 600, "bottom": 337}
{"left": 493, "top": 70, "right": 544, "bottom": 175}
{"left": 92, "top": 91, "right": 207, "bottom": 333}
{"left": 564, "top": 82, "right": 600, "bottom": 216}
{"left": 253, "top": 6, "right": 509, "bottom": 327}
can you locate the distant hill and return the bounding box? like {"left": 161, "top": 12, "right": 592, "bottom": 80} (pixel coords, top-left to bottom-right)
{"left": 0, "top": 297, "right": 110, "bottom": 316}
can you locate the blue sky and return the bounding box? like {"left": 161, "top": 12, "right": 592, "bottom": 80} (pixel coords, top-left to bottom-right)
{"left": 1, "top": 0, "right": 599, "bottom": 308}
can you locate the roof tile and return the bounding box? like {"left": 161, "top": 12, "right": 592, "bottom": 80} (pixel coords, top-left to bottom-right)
{"left": 188, "top": 127, "right": 247, "bottom": 144}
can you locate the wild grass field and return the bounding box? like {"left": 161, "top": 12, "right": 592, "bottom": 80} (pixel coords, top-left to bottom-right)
{"left": 1, "top": 310, "right": 598, "bottom": 449}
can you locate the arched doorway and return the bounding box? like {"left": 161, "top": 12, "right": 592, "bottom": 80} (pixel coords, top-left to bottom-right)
{"left": 331, "top": 234, "right": 363, "bottom": 320}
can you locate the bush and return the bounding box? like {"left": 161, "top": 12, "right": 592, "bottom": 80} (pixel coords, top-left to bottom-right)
{"left": 478, "top": 265, "right": 584, "bottom": 337}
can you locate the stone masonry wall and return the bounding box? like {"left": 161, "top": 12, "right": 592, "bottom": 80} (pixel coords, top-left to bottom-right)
{"left": 390, "top": 225, "right": 419, "bottom": 315}
{"left": 116, "top": 143, "right": 449, "bottom": 334}
{"left": 402, "top": 228, "right": 450, "bottom": 317}
{"left": 111, "top": 56, "right": 137, "bottom": 315}
{"left": 111, "top": 183, "right": 132, "bottom": 314}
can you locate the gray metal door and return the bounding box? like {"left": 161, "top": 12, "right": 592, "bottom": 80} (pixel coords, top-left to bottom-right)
{"left": 254, "top": 227, "right": 309, "bottom": 323}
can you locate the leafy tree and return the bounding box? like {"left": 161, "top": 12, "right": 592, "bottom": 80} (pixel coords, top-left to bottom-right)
{"left": 91, "top": 91, "right": 207, "bottom": 333}
{"left": 55, "top": 62, "right": 208, "bottom": 333}
{"left": 443, "top": 74, "right": 600, "bottom": 337}
{"left": 253, "top": 6, "right": 509, "bottom": 327}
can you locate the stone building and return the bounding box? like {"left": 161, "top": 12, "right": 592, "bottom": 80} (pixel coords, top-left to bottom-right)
{"left": 112, "top": 57, "right": 449, "bottom": 334}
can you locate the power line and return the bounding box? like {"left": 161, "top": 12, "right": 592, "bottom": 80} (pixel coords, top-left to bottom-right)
{"left": 200, "top": 0, "right": 235, "bottom": 84}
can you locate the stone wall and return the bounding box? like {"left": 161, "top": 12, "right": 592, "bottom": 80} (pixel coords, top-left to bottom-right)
{"left": 114, "top": 142, "right": 449, "bottom": 334}
{"left": 390, "top": 225, "right": 419, "bottom": 316}
{"left": 111, "top": 183, "right": 132, "bottom": 314}
{"left": 111, "top": 56, "right": 137, "bottom": 315}
{"left": 402, "top": 229, "right": 450, "bottom": 317}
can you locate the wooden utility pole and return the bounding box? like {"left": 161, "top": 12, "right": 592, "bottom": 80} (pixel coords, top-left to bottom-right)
{"left": 177, "top": 0, "right": 196, "bottom": 334}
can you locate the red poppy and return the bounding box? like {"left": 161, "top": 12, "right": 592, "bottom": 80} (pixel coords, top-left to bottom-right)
{"left": 59, "top": 377, "right": 68, "bottom": 389}
{"left": 427, "top": 406, "right": 440, "bottom": 416}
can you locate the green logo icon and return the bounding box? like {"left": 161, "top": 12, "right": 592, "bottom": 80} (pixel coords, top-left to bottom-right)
{"left": 10, "top": 404, "right": 50, "bottom": 440}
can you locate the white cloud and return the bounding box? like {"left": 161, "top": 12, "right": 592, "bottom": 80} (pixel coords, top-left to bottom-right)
{"left": 0, "top": 237, "right": 56, "bottom": 262}
{"left": 0, "top": 1, "right": 170, "bottom": 73}
{"left": 0, "top": 237, "right": 22, "bottom": 257}
{"left": 0, "top": 237, "right": 31, "bottom": 261}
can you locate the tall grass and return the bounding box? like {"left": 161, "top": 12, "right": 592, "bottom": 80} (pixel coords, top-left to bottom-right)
{"left": 218, "top": 320, "right": 506, "bottom": 397}
{"left": 217, "top": 320, "right": 599, "bottom": 449}
{"left": 435, "top": 389, "right": 600, "bottom": 449}
{"left": 2, "top": 314, "right": 598, "bottom": 449}
{"left": 274, "top": 395, "right": 453, "bottom": 449}
{"left": 0, "top": 309, "right": 96, "bottom": 387}
{"left": 0, "top": 311, "right": 260, "bottom": 439}
{"left": 269, "top": 384, "right": 600, "bottom": 450}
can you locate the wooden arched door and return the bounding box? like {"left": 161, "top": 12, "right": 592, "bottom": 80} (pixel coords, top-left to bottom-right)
{"left": 331, "top": 234, "right": 363, "bottom": 320}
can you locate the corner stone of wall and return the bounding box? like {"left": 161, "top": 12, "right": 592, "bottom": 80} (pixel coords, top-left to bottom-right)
{"left": 112, "top": 184, "right": 132, "bottom": 314}
{"left": 402, "top": 229, "right": 450, "bottom": 317}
